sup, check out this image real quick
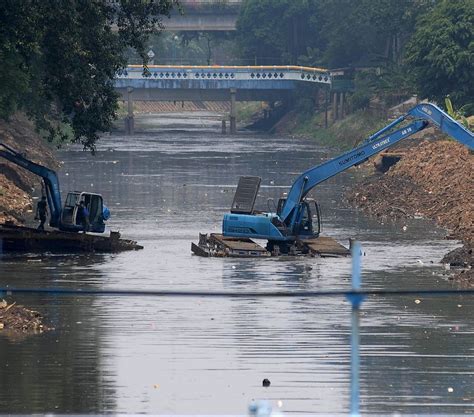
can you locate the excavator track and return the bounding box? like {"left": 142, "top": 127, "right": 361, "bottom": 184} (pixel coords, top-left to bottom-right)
{"left": 191, "top": 233, "right": 350, "bottom": 258}
{"left": 191, "top": 233, "right": 271, "bottom": 257}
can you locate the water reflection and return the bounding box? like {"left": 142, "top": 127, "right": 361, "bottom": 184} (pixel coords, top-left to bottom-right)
{"left": 0, "top": 255, "right": 116, "bottom": 412}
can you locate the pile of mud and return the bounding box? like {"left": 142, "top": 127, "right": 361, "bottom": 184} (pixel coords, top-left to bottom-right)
{"left": 0, "top": 299, "right": 52, "bottom": 335}
{"left": 348, "top": 140, "right": 473, "bottom": 285}
{"left": 0, "top": 114, "right": 58, "bottom": 224}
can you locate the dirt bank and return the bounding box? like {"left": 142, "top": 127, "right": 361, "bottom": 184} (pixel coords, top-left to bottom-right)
{"left": 0, "top": 114, "right": 58, "bottom": 224}
{"left": 348, "top": 140, "right": 473, "bottom": 285}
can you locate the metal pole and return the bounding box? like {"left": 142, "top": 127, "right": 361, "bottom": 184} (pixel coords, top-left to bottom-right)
{"left": 324, "top": 88, "right": 329, "bottom": 128}
{"left": 349, "top": 241, "right": 363, "bottom": 417}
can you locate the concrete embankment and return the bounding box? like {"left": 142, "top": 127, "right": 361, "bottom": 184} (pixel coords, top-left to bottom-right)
{"left": 348, "top": 140, "right": 473, "bottom": 286}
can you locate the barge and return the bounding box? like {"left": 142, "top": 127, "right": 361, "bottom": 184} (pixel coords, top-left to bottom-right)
{"left": 0, "top": 223, "right": 143, "bottom": 253}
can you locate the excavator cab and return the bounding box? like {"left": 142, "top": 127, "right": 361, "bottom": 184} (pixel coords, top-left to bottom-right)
{"left": 61, "top": 192, "right": 108, "bottom": 233}
{"left": 277, "top": 197, "right": 321, "bottom": 238}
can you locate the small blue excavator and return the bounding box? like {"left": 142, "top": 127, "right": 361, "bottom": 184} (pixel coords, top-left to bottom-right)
{"left": 192, "top": 103, "right": 474, "bottom": 257}
{"left": 0, "top": 142, "right": 110, "bottom": 233}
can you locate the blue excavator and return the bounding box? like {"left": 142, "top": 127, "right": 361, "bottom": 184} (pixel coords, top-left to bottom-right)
{"left": 192, "top": 102, "right": 474, "bottom": 257}
{"left": 0, "top": 142, "right": 110, "bottom": 233}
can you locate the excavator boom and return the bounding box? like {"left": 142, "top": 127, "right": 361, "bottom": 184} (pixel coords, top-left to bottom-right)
{"left": 0, "top": 142, "right": 109, "bottom": 233}
{"left": 279, "top": 103, "right": 474, "bottom": 225}
{"left": 0, "top": 143, "right": 62, "bottom": 227}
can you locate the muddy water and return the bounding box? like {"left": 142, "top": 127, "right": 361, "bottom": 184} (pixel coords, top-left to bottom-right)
{"left": 1, "top": 113, "right": 473, "bottom": 414}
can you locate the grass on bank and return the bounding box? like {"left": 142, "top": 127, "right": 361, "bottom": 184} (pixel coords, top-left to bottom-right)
{"left": 236, "top": 102, "right": 266, "bottom": 125}
{"left": 290, "top": 110, "right": 387, "bottom": 151}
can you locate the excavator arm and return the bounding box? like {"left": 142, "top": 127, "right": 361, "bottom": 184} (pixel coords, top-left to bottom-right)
{"left": 0, "top": 143, "right": 62, "bottom": 227}
{"left": 280, "top": 103, "right": 474, "bottom": 228}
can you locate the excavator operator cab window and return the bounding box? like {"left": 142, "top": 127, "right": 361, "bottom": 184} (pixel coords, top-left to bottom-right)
{"left": 87, "top": 194, "right": 104, "bottom": 225}
{"left": 62, "top": 192, "right": 104, "bottom": 231}
{"left": 77, "top": 193, "right": 104, "bottom": 227}
{"left": 276, "top": 197, "right": 286, "bottom": 216}
{"left": 307, "top": 199, "right": 321, "bottom": 236}
{"left": 61, "top": 192, "right": 80, "bottom": 226}
{"left": 298, "top": 199, "right": 321, "bottom": 237}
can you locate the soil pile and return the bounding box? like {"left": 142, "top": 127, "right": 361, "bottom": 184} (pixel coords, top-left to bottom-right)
{"left": 348, "top": 140, "right": 473, "bottom": 285}
{"left": 0, "top": 299, "right": 52, "bottom": 335}
{"left": 0, "top": 114, "right": 58, "bottom": 224}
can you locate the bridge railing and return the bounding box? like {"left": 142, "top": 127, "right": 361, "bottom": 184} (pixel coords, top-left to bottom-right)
{"left": 116, "top": 65, "right": 332, "bottom": 85}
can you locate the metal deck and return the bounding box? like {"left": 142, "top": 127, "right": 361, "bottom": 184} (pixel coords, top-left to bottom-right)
{"left": 303, "top": 236, "right": 351, "bottom": 257}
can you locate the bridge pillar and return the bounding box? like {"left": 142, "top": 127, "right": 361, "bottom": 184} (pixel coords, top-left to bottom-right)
{"left": 230, "top": 88, "right": 237, "bottom": 134}
{"left": 125, "top": 87, "right": 134, "bottom": 135}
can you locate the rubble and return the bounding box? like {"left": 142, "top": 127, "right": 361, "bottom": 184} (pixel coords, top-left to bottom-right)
{"left": 348, "top": 140, "right": 473, "bottom": 285}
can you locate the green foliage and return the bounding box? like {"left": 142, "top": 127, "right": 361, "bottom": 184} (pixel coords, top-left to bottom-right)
{"left": 445, "top": 97, "right": 471, "bottom": 128}
{"left": 236, "top": 0, "right": 432, "bottom": 68}
{"left": 0, "top": 0, "right": 177, "bottom": 151}
{"left": 291, "top": 110, "right": 386, "bottom": 150}
{"left": 236, "top": 0, "right": 320, "bottom": 65}
{"left": 236, "top": 102, "right": 265, "bottom": 124}
{"left": 348, "top": 91, "right": 371, "bottom": 112}
{"left": 319, "top": 0, "right": 431, "bottom": 68}
{"left": 405, "top": 0, "right": 474, "bottom": 108}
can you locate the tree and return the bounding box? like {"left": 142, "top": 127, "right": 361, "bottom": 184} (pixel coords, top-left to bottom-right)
{"left": 319, "top": 0, "right": 432, "bottom": 68}
{"left": 405, "top": 0, "right": 474, "bottom": 109}
{"left": 0, "top": 0, "right": 178, "bottom": 151}
{"left": 236, "top": 0, "right": 320, "bottom": 65}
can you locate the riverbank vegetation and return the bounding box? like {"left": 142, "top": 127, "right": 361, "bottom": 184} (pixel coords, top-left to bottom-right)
{"left": 0, "top": 1, "right": 178, "bottom": 151}
{"left": 274, "top": 110, "right": 386, "bottom": 150}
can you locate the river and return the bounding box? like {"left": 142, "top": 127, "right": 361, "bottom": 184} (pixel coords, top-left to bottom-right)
{"left": 1, "top": 112, "right": 473, "bottom": 414}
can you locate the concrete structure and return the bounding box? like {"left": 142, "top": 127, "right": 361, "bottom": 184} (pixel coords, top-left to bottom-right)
{"left": 164, "top": 0, "right": 241, "bottom": 31}
{"left": 163, "top": 13, "right": 237, "bottom": 31}
{"left": 115, "top": 65, "right": 331, "bottom": 134}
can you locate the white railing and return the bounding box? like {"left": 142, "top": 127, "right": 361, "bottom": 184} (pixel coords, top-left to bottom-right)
{"left": 116, "top": 65, "right": 332, "bottom": 85}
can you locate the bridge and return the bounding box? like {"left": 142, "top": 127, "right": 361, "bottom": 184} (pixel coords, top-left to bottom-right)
{"left": 115, "top": 65, "right": 331, "bottom": 133}
{"left": 164, "top": 0, "right": 241, "bottom": 31}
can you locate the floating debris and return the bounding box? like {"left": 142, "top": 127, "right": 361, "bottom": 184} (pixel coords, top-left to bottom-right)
{"left": 0, "top": 299, "right": 52, "bottom": 335}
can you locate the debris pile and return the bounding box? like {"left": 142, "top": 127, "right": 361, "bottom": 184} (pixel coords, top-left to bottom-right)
{"left": 0, "top": 174, "right": 32, "bottom": 223}
{"left": 348, "top": 140, "right": 473, "bottom": 285}
{"left": 0, "top": 299, "right": 52, "bottom": 334}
